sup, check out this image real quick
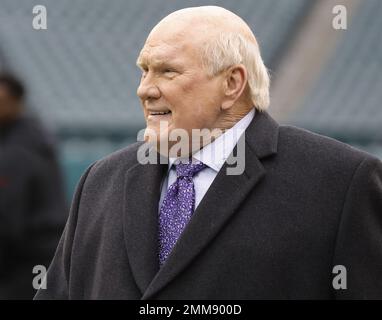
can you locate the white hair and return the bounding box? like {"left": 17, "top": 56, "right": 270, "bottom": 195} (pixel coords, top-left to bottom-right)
{"left": 201, "top": 32, "right": 270, "bottom": 111}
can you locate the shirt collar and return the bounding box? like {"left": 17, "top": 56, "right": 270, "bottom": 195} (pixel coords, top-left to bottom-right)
{"left": 168, "top": 108, "right": 255, "bottom": 172}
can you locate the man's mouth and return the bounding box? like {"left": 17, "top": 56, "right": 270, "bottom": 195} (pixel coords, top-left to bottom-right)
{"left": 149, "top": 110, "right": 172, "bottom": 116}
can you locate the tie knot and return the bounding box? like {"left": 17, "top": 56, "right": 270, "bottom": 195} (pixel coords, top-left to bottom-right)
{"left": 175, "top": 159, "right": 207, "bottom": 178}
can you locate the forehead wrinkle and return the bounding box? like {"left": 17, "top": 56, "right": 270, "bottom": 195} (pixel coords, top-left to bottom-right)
{"left": 137, "top": 50, "right": 175, "bottom": 69}
{"left": 137, "top": 37, "right": 192, "bottom": 68}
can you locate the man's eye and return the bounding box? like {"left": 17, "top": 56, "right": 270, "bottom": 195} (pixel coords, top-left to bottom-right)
{"left": 163, "top": 69, "right": 177, "bottom": 77}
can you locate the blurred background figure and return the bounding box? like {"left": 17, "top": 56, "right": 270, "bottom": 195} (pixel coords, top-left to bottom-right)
{"left": 0, "top": 73, "right": 68, "bottom": 299}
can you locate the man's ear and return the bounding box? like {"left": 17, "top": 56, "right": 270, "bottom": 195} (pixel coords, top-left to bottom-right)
{"left": 221, "top": 64, "right": 248, "bottom": 110}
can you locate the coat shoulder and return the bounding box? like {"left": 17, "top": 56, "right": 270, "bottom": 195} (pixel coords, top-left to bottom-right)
{"left": 95, "top": 141, "right": 143, "bottom": 167}
{"left": 278, "top": 125, "right": 378, "bottom": 167}
{"left": 84, "top": 141, "right": 144, "bottom": 183}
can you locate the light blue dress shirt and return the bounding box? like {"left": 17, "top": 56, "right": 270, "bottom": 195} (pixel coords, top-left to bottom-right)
{"left": 159, "top": 108, "right": 255, "bottom": 211}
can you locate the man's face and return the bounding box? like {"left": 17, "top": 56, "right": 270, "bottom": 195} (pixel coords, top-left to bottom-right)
{"left": 136, "top": 25, "right": 224, "bottom": 152}
{"left": 0, "top": 86, "right": 19, "bottom": 123}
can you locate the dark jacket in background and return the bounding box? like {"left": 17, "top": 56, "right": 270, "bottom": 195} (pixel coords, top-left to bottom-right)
{"left": 0, "top": 115, "right": 68, "bottom": 299}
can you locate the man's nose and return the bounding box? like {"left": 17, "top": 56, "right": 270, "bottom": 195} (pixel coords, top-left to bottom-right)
{"left": 137, "top": 74, "right": 161, "bottom": 101}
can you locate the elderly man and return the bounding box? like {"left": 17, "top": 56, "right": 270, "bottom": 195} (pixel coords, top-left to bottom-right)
{"left": 35, "top": 6, "right": 382, "bottom": 299}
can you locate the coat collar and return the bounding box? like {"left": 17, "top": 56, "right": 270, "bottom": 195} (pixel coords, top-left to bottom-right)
{"left": 123, "top": 111, "right": 279, "bottom": 299}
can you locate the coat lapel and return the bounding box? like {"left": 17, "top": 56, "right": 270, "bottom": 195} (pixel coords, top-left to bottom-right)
{"left": 142, "top": 111, "right": 279, "bottom": 299}
{"left": 123, "top": 148, "right": 167, "bottom": 294}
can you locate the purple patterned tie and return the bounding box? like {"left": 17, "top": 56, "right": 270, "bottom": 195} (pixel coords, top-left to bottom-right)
{"left": 158, "top": 159, "right": 207, "bottom": 266}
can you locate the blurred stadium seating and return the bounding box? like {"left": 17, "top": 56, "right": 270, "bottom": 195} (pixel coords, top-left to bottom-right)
{"left": 0, "top": 0, "right": 380, "bottom": 199}
{"left": 287, "top": 0, "right": 382, "bottom": 158}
